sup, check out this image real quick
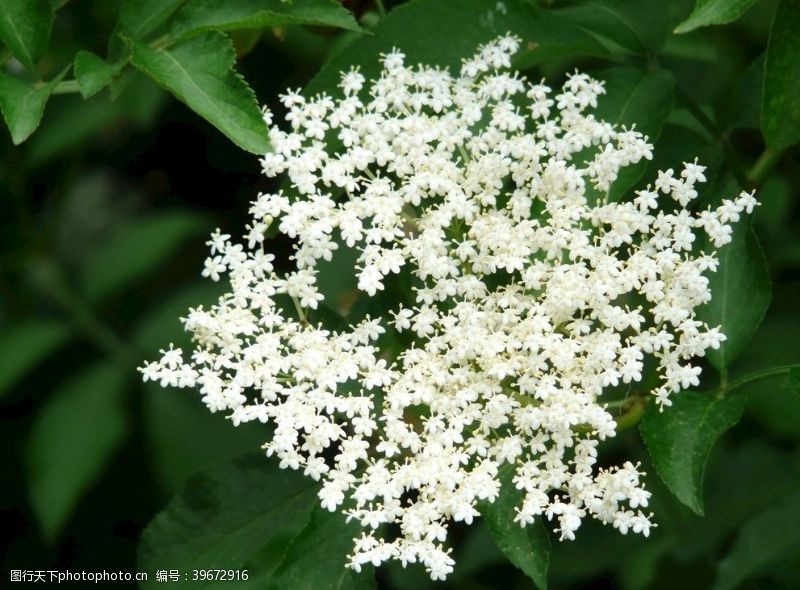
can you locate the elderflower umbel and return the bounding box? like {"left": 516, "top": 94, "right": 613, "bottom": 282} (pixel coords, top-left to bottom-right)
{"left": 140, "top": 35, "right": 757, "bottom": 581}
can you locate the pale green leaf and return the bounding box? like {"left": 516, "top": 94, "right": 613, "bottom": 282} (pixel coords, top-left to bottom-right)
{"left": 696, "top": 219, "right": 771, "bottom": 370}
{"left": 0, "top": 68, "right": 66, "bottom": 144}
{"left": 138, "top": 455, "right": 320, "bottom": 589}
{"left": 0, "top": 319, "right": 71, "bottom": 398}
{"left": 0, "top": 0, "right": 53, "bottom": 71}
{"left": 270, "top": 506, "right": 376, "bottom": 590}
{"left": 762, "top": 0, "right": 800, "bottom": 149}
{"left": 26, "top": 363, "right": 129, "bottom": 542}
{"left": 675, "top": 0, "right": 760, "bottom": 34}
{"left": 169, "top": 0, "right": 361, "bottom": 42}
{"left": 479, "top": 465, "right": 550, "bottom": 589}
{"left": 74, "top": 51, "right": 124, "bottom": 98}
{"left": 713, "top": 489, "right": 800, "bottom": 590}
{"left": 129, "top": 32, "right": 269, "bottom": 154}
{"left": 640, "top": 392, "right": 746, "bottom": 515}
{"left": 79, "top": 212, "right": 207, "bottom": 303}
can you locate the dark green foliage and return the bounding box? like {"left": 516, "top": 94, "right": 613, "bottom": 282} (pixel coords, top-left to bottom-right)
{"left": 762, "top": 0, "right": 800, "bottom": 150}
{"left": 1, "top": 1, "right": 799, "bottom": 589}
{"left": 138, "top": 455, "right": 321, "bottom": 588}
{"left": 640, "top": 392, "right": 746, "bottom": 515}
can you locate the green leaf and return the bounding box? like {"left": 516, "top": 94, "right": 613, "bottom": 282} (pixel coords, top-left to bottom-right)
{"left": 675, "top": 0, "right": 760, "bottom": 34}
{"left": 0, "top": 319, "right": 71, "bottom": 398}
{"left": 0, "top": 68, "right": 66, "bottom": 144}
{"left": 479, "top": 465, "right": 550, "bottom": 590}
{"left": 74, "top": 51, "right": 124, "bottom": 98}
{"left": 729, "top": 314, "right": 800, "bottom": 440}
{"left": 696, "top": 219, "right": 771, "bottom": 370}
{"left": 169, "top": 0, "right": 361, "bottom": 42}
{"left": 119, "top": 0, "right": 187, "bottom": 40}
{"left": 640, "top": 392, "right": 746, "bottom": 515}
{"left": 712, "top": 489, "right": 800, "bottom": 590}
{"left": 787, "top": 367, "right": 800, "bottom": 394}
{"left": 79, "top": 211, "right": 207, "bottom": 303}
{"left": 138, "top": 454, "right": 320, "bottom": 589}
{"left": 592, "top": 66, "right": 675, "bottom": 201}
{"left": 762, "top": 0, "right": 800, "bottom": 150}
{"left": 109, "top": 0, "right": 187, "bottom": 63}
{"left": 306, "top": 0, "right": 608, "bottom": 96}
{"left": 25, "top": 363, "right": 129, "bottom": 542}
{"left": 0, "top": 0, "right": 53, "bottom": 72}
{"left": 129, "top": 31, "right": 269, "bottom": 154}
{"left": 270, "top": 506, "right": 376, "bottom": 590}
{"left": 557, "top": 0, "right": 670, "bottom": 54}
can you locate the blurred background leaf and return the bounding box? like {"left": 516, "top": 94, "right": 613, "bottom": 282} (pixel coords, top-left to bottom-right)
{"left": 25, "top": 362, "right": 129, "bottom": 543}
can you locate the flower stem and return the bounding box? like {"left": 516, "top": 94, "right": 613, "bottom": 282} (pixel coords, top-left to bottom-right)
{"left": 614, "top": 397, "right": 646, "bottom": 432}
{"left": 50, "top": 79, "right": 81, "bottom": 95}
{"left": 290, "top": 295, "right": 308, "bottom": 325}
{"left": 746, "top": 148, "right": 783, "bottom": 187}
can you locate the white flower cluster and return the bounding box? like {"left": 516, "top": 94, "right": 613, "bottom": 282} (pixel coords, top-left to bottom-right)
{"left": 140, "top": 36, "right": 757, "bottom": 580}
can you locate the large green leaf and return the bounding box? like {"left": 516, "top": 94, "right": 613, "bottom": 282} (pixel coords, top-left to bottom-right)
{"left": 0, "top": 68, "right": 66, "bottom": 144}
{"left": 306, "top": 0, "right": 608, "bottom": 95}
{"left": 130, "top": 31, "right": 269, "bottom": 154}
{"left": 138, "top": 455, "right": 320, "bottom": 589}
{"left": 0, "top": 0, "right": 53, "bottom": 72}
{"left": 712, "top": 489, "right": 800, "bottom": 590}
{"left": 479, "top": 465, "right": 550, "bottom": 590}
{"left": 640, "top": 392, "right": 746, "bottom": 515}
{"left": 79, "top": 211, "right": 207, "bottom": 303}
{"left": 675, "top": 0, "right": 760, "bottom": 34}
{"left": 270, "top": 506, "right": 376, "bottom": 590}
{"left": 168, "top": 0, "right": 361, "bottom": 42}
{"left": 25, "top": 363, "right": 129, "bottom": 542}
{"left": 592, "top": 66, "right": 675, "bottom": 202}
{"left": 0, "top": 319, "right": 71, "bottom": 398}
{"left": 762, "top": 0, "right": 800, "bottom": 150}
{"left": 74, "top": 51, "right": 124, "bottom": 98}
{"left": 696, "top": 219, "right": 771, "bottom": 371}
{"left": 556, "top": 0, "right": 670, "bottom": 54}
